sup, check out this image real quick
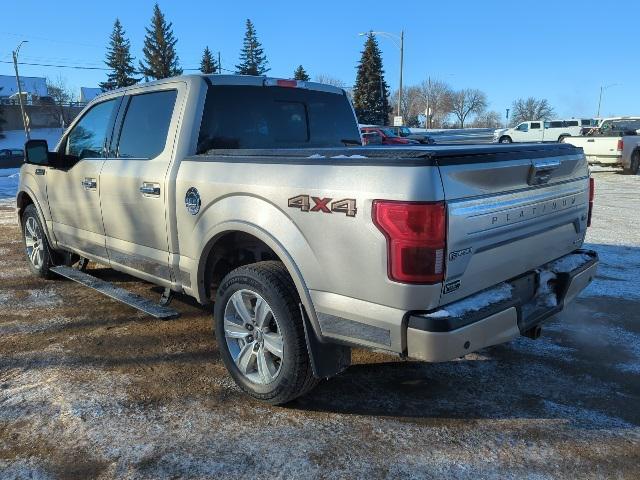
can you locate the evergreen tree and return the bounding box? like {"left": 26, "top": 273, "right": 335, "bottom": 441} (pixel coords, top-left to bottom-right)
{"left": 139, "top": 3, "right": 182, "bottom": 80}
{"left": 235, "top": 19, "right": 269, "bottom": 76}
{"left": 352, "top": 33, "right": 391, "bottom": 125}
{"left": 100, "top": 19, "right": 139, "bottom": 90}
{"left": 0, "top": 87, "right": 5, "bottom": 138}
{"left": 200, "top": 46, "right": 217, "bottom": 74}
{"left": 293, "top": 65, "right": 310, "bottom": 81}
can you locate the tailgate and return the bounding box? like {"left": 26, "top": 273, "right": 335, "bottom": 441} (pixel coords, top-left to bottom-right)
{"left": 563, "top": 136, "right": 619, "bottom": 159}
{"left": 434, "top": 143, "right": 590, "bottom": 305}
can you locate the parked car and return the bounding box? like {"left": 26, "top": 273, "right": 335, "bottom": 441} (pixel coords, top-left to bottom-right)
{"left": 361, "top": 131, "right": 383, "bottom": 145}
{"left": 494, "top": 119, "right": 596, "bottom": 144}
{"left": 18, "top": 74, "right": 597, "bottom": 404}
{"left": 0, "top": 149, "right": 24, "bottom": 169}
{"left": 390, "top": 126, "right": 435, "bottom": 144}
{"left": 562, "top": 117, "right": 640, "bottom": 173}
{"left": 360, "top": 126, "right": 420, "bottom": 145}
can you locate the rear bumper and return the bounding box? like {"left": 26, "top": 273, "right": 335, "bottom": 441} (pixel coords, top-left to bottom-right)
{"left": 406, "top": 249, "right": 598, "bottom": 362}
{"left": 586, "top": 154, "right": 622, "bottom": 166}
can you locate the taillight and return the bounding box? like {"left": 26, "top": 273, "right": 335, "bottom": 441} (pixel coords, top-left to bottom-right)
{"left": 372, "top": 201, "right": 446, "bottom": 284}
{"left": 587, "top": 177, "right": 595, "bottom": 227}
{"left": 617, "top": 139, "right": 623, "bottom": 151}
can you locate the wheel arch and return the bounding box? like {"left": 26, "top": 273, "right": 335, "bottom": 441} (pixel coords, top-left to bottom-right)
{"left": 193, "top": 221, "right": 323, "bottom": 338}
{"left": 16, "top": 185, "right": 53, "bottom": 242}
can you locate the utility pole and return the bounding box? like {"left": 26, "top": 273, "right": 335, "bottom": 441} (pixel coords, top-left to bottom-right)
{"left": 12, "top": 41, "right": 30, "bottom": 140}
{"left": 597, "top": 86, "right": 603, "bottom": 118}
{"left": 505, "top": 108, "right": 510, "bottom": 128}
{"left": 425, "top": 76, "right": 431, "bottom": 129}
{"left": 398, "top": 29, "right": 404, "bottom": 119}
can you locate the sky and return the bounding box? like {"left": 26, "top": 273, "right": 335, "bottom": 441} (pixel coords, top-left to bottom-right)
{"left": 1, "top": 0, "right": 638, "bottom": 121}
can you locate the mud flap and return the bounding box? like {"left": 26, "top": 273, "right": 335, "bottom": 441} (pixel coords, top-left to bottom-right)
{"left": 299, "top": 304, "right": 351, "bottom": 379}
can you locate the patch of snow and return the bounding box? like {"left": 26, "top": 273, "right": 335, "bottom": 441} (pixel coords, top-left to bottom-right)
{"left": 0, "top": 168, "right": 20, "bottom": 200}
{"left": 307, "top": 154, "right": 325, "bottom": 159}
{"left": 427, "top": 283, "right": 513, "bottom": 318}
{"left": 549, "top": 253, "right": 593, "bottom": 273}
{"left": 536, "top": 270, "right": 558, "bottom": 308}
{"left": 331, "top": 154, "right": 368, "bottom": 159}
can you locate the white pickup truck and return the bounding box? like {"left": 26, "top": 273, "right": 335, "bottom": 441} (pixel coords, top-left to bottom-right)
{"left": 495, "top": 119, "right": 596, "bottom": 144}
{"left": 17, "top": 74, "right": 598, "bottom": 404}
{"left": 562, "top": 117, "right": 640, "bottom": 173}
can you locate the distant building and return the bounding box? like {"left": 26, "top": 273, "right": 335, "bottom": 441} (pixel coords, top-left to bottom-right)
{"left": 0, "top": 75, "right": 48, "bottom": 98}
{"left": 79, "top": 87, "right": 102, "bottom": 103}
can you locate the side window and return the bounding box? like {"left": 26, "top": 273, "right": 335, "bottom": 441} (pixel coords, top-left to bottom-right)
{"left": 565, "top": 120, "right": 579, "bottom": 127}
{"left": 516, "top": 123, "right": 528, "bottom": 131}
{"left": 530, "top": 122, "right": 540, "bottom": 129}
{"left": 65, "top": 99, "right": 118, "bottom": 160}
{"left": 116, "top": 90, "right": 177, "bottom": 159}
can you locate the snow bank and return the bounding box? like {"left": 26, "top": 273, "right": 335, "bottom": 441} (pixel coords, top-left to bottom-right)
{"left": 0, "top": 168, "right": 20, "bottom": 200}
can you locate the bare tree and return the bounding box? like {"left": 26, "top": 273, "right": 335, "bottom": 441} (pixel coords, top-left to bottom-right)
{"left": 46, "top": 76, "right": 75, "bottom": 127}
{"left": 511, "top": 97, "right": 555, "bottom": 126}
{"left": 450, "top": 89, "right": 488, "bottom": 128}
{"left": 314, "top": 74, "right": 346, "bottom": 88}
{"left": 417, "top": 79, "right": 454, "bottom": 128}
{"left": 391, "top": 85, "right": 423, "bottom": 127}
{"left": 470, "top": 111, "right": 503, "bottom": 128}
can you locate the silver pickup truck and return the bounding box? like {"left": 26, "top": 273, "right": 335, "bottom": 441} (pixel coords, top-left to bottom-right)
{"left": 17, "top": 74, "right": 598, "bottom": 404}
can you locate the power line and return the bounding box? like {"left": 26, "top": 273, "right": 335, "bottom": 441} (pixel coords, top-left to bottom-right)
{"left": 0, "top": 60, "right": 109, "bottom": 71}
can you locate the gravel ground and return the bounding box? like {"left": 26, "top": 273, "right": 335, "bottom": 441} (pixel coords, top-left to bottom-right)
{"left": 0, "top": 170, "right": 638, "bottom": 479}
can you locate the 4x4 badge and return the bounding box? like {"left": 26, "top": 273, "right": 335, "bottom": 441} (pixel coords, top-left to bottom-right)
{"left": 185, "top": 187, "right": 201, "bottom": 215}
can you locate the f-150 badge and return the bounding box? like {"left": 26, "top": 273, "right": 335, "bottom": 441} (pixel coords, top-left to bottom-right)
{"left": 288, "top": 195, "right": 357, "bottom": 217}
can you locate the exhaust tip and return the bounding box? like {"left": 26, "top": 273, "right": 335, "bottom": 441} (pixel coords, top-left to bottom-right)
{"left": 524, "top": 325, "right": 542, "bottom": 340}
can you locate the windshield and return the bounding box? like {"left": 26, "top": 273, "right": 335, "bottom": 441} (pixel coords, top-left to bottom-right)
{"left": 380, "top": 128, "right": 399, "bottom": 138}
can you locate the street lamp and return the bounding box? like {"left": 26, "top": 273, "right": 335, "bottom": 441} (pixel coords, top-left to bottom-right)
{"left": 12, "top": 40, "right": 30, "bottom": 140}
{"left": 597, "top": 83, "right": 619, "bottom": 118}
{"left": 359, "top": 30, "right": 404, "bottom": 123}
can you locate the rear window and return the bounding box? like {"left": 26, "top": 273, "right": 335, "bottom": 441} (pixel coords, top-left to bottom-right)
{"left": 530, "top": 122, "right": 540, "bottom": 129}
{"left": 197, "top": 85, "right": 359, "bottom": 152}
{"left": 565, "top": 120, "right": 579, "bottom": 127}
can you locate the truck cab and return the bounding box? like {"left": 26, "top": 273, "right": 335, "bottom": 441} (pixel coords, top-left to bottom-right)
{"left": 496, "top": 119, "right": 595, "bottom": 144}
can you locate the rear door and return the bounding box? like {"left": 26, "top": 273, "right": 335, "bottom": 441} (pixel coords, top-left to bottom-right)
{"left": 99, "top": 86, "right": 181, "bottom": 284}
{"left": 436, "top": 144, "right": 590, "bottom": 305}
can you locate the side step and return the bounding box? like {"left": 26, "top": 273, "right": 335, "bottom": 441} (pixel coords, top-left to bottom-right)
{"left": 50, "top": 265, "right": 180, "bottom": 320}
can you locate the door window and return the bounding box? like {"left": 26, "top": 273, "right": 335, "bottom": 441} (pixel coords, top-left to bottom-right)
{"left": 65, "top": 99, "right": 118, "bottom": 160}
{"left": 530, "top": 122, "right": 541, "bottom": 129}
{"left": 116, "top": 90, "right": 177, "bottom": 159}
{"left": 516, "top": 123, "right": 528, "bottom": 131}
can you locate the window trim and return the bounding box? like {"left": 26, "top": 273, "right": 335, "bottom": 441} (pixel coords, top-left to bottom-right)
{"left": 112, "top": 88, "right": 178, "bottom": 160}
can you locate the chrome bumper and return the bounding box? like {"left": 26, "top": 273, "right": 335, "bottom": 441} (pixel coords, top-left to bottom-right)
{"left": 406, "top": 249, "right": 599, "bottom": 362}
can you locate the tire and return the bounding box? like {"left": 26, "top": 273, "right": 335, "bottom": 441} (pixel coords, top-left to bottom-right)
{"left": 214, "top": 261, "right": 319, "bottom": 404}
{"left": 21, "top": 204, "right": 55, "bottom": 279}
{"left": 558, "top": 135, "right": 568, "bottom": 143}
{"left": 499, "top": 136, "right": 512, "bottom": 144}
{"left": 627, "top": 151, "right": 640, "bottom": 175}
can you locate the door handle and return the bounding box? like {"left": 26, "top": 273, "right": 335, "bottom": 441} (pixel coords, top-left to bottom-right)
{"left": 140, "top": 183, "right": 161, "bottom": 197}
{"left": 81, "top": 178, "right": 97, "bottom": 190}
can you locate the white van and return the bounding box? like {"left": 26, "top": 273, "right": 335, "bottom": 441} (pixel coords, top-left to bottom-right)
{"left": 494, "top": 119, "right": 596, "bottom": 143}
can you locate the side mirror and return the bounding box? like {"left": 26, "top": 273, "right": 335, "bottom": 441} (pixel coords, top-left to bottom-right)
{"left": 24, "top": 139, "right": 50, "bottom": 166}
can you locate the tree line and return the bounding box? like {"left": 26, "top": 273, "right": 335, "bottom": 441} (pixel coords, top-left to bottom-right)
{"left": 96, "top": 4, "right": 557, "bottom": 130}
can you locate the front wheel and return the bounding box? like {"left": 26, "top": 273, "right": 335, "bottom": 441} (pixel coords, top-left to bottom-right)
{"left": 499, "top": 136, "right": 512, "bottom": 144}
{"left": 558, "top": 135, "right": 568, "bottom": 143}
{"left": 214, "top": 261, "right": 318, "bottom": 404}
{"left": 21, "top": 204, "right": 55, "bottom": 279}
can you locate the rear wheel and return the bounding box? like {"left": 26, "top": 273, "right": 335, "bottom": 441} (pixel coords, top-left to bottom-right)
{"left": 214, "top": 261, "right": 318, "bottom": 404}
{"left": 21, "top": 204, "right": 55, "bottom": 279}
{"left": 499, "top": 136, "right": 512, "bottom": 144}
{"left": 626, "top": 151, "right": 640, "bottom": 175}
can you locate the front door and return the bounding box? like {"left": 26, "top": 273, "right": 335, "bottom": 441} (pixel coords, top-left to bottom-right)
{"left": 99, "top": 87, "right": 180, "bottom": 283}
{"left": 46, "top": 97, "right": 121, "bottom": 261}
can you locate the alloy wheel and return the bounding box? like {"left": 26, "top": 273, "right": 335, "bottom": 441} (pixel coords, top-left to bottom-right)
{"left": 223, "top": 289, "right": 284, "bottom": 385}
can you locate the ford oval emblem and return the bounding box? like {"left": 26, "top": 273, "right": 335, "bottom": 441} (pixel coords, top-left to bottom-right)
{"left": 185, "top": 187, "right": 201, "bottom": 215}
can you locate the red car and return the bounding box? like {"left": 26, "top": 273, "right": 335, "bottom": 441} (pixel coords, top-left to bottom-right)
{"left": 360, "top": 126, "right": 420, "bottom": 146}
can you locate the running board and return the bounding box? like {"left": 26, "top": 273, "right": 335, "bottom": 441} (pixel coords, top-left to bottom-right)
{"left": 50, "top": 265, "right": 180, "bottom": 320}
